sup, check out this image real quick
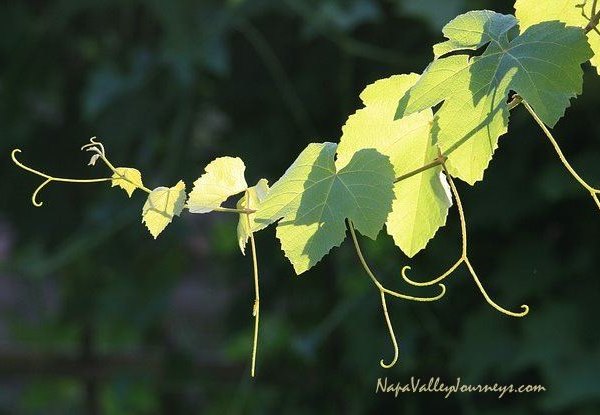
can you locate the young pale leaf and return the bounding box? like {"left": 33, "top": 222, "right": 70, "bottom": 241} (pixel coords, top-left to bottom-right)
{"left": 396, "top": 11, "right": 592, "bottom": 184}
{"left": 237, "top": 178, "right": 269, "bottom": 255}
{"left": 187, "top": 157, "right": 248, "bottom": 213}
{"left": 111, "top": 167, "right": 144, "bottom": 197}
{"left": 255, "top": 142, "right": 395, "bottom": 274}
{"left": 338, "top": 74, "right": 451, "bottom": 257}
{"left": 433, "top": 10, "right": 517, "bottom": 57}
{"left": 142, "top": 180, "right": 186, "bottom": 239}
{"left": 515, "top": 0, "right": 600, "bottom": 74}
{"left": 88, "top": 153, "right": 100, "bottom": 166}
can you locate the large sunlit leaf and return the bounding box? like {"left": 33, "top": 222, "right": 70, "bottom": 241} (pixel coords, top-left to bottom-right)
{"left": 255, "top": 142, "right": 395, "bottom": 274}
{"left": 338, "top": 74, "right": 452, "bottom": 257}
{"left": 396, "top": 11, "right": 592, "bottom": 184}
{"left": 515, "top": 0, "right": 600, "bottom": 74}
{"left": 142, "top": 180, "right": 186, "bottom": 239}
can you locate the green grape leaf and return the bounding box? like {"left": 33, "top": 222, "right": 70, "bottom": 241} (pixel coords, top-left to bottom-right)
{"left": 237, "top": 178, "right": 269, "bottom": 255}
{"left": 142, "top": 180, "right": 186, "bottom": 239}
{"left": 515, "top": 0, "right": 600, "bottom": 74}
{"left": 187, "top": 157, "right": 248, "bottom": 213}
{"left": 111, "top": 167, "right": 144, "bottom": 197}
{"left": 396, "top": 11, "right": 592, "bottom": 184}
{"left": 433, "top": 10, "right": 517, "bottom": 57}
{"left": 255, "top": 142, "right": 395, "bottom": 274}
{"left": 338, "top": 74, "right": 452, "bottom": 257}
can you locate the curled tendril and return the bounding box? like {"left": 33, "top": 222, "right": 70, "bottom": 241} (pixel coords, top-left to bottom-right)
{"left": 81, "top": 137, "right": 151, "bottom": 194}
{"left": 398, "top": 100, "right": 600, "bottom": 318}
{"left": 399, "top": 164, "right": 530, "bottom": 319}
{"left": 347, "top": 221, "right": 447, "bottom": 303}
{"left": 463, "top": 258, "right": 529, "bottom": 318}
{"left": 379, "top": 292, "right": 398, "bottom": 369}
{"left": 80, "top": 136, "right": 106, "bottom": 157}
{"left": 31, "top": 178, "right": 52, "bottom": 207}
{"left": 11, "top": 148, "right": 113, "bottom": 207}
{"left": 401, "top": 258, "right": 464, "bottom": 287}
{"left": 347, "top": 220, "right": 447, "bottom": 369}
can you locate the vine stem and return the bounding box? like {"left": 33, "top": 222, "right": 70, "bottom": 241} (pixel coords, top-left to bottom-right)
{"left": 211, "top": 156, "right": 453, "bottom": 214}
{"left": 244, "top": 190, "right": 261, "bottom": 378}
{"left": 213, "top": 206, "right": 256, "bottom": 215}
{"left": 522, "top": 101, "right": 600, "bottom": 211}
{"left": 394, "top": 155, "right": 447, "bottom": 183}
{"left": 11, "top": 137, "right": 157, "bottom": 208}
{"left": 11, "top": 149, "right": 114, "bottom": 207}
{"left": 584, "top": 0, "right": 600, "bottom": 33}
{"left": 507, "top": 94, "right": 523, "bottom": 110}
{"left": 401, "top": 165, "right": 529, "bottom": 318}
{"left": 347, "top": 220, "right": 446, "bottom": 368}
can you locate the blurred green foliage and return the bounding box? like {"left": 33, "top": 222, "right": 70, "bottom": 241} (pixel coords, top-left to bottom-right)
{"left": 1, "top": 0, "right": 599, "bottom": 413}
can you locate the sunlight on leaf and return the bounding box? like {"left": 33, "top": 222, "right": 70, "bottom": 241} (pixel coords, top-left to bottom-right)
{"left": 142, "top": 180, "right": 186, "bottom": 239}
{"left": 339, "top": 74, "right": 452, "bottom": 257}
{"left": 515, "top": 0, "right": 600, "bottom": 74}
{"left": 111, "top": 167, "right": 144, "bottom": 197}
{"left": 396, "top": 11, "right": 592, "bottom": 184}
{"left": 187, "top": 157, "right": 248, "bottom": 213}
{"left": 256, "top": 142, "right": 395, "bottom": 274}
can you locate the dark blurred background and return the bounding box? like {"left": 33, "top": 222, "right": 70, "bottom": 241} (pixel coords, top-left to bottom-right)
{"left": 1, "top": 0, "right": 600, "bottom": 414}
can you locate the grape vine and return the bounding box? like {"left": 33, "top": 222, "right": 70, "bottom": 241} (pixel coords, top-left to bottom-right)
{"left": 11, "top": 1, "right": 600, "bottom": 377}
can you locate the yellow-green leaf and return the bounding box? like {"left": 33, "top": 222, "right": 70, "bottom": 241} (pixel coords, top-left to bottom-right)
{"left": 111, "top": 167, "right": 144, "bottom": 197}
{"left": 187, "top": 157, "right": 248, "bottom": 213}
{"left": 396, "top": 11, "right": 592, "bottom": 184}
{"left": 338, "top": 74, "right": 452, "bottom": 257}
{"left": 142, "top": 180, "right": 186, "bottom": 239}
{"left": 236, "top": 179, "right": 269, "bottom": 255}
{"left": 515, "top": 0, "right": 600, "bottom": 73}
{"left": 256, "top": 143, "right": 395, "bottom": 274}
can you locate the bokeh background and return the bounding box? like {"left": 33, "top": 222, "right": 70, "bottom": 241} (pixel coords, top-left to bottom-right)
{"left": 1, "top": 0, "right": 600, "bottom": 414}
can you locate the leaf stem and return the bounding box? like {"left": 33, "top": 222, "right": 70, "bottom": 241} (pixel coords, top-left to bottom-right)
{"left": 585, "top": 3, "right": 600, "bottom": 33}
{"left": 213, "top": 206, "right": 257, "bottom": 214}
{"left": 522, "top": 101, "right": 600, "bottom": 211}
{"left": 394, "top": 155, "right": 447, "bottom": 183}
{"left": 244, "top": 190, "right": 261, "bottom": 378}
{"left": 507, "top": 94, "right": 523, "bottom": 110}
{"left": 392, "top": 94, "right": 524, "bottom": 186}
